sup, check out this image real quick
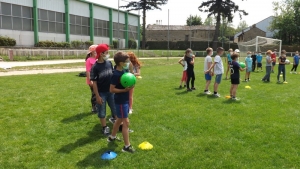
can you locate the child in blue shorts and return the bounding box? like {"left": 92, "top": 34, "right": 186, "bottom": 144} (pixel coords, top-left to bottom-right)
{"left": 108, "top": 51, "right": 135, "bottom": 153}
{"left": 203, "top": 47, "right": 213, "bottom": 94}
{"left": 244, "top": 51, "right": 253, "bottom": 82}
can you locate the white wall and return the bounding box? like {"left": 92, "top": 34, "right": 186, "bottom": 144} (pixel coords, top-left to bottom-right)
{"left": 112, "top": 10, "right": 125, "bottom": 24}
{"left": 37, "top": 0, "right": 65, "bottom": 13}
{"left": 0, "top": 29, "right": 34, "bottom": 47}
{"left": 94, "top": 6, "right": 109, "bottom": 21}
{"left": 94, "top": 37, "right": 110, "bottom": 45}
{"left": 69, "top": 0, "right": 89, "bottom": 17}
{"left": 2, "top": 0, "right": 32, "bottom": 7}
{"left": 70, "top": 35, "right": 90, "bottom": 42}
{"left": 128, "top": 14, "right": 139, "bottom": 26}
{"left": 39, "top": 32, "right": 65, "bottom": 42}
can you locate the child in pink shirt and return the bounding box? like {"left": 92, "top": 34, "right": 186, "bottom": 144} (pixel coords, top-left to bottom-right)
{"left": 85, "top": 45, "right": 97, "bottom": 113}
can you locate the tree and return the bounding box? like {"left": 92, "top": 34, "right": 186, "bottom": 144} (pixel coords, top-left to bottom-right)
{"left": 121, "top": 0, "right": 168, "bottom": 49}
{"left": 203, "top": 16, "right": 215, "bottom": 26}
{"left": 198, "top": 0, "right": 248, "bottom": 49}
{"left": 219, "top": 17, "right": 236, "bottom": 42}
{"left": 270, "top": 0, "right": 300, "bottom": 45}
{"left": 186, "top": 15, "right": 203, "bottom": 26}
{"left": 236, "top": 20, "right": 248, "bottom": 33}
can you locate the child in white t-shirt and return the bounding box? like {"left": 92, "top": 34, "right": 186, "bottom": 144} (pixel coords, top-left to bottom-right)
{"left": 203, "top": 47, "right": 214, "bottom": 94}
{"left": 178, "top": 56, "right": 187, "bottom": 88}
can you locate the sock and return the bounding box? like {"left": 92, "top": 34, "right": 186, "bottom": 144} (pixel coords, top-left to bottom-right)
{"left": 214, "top": 91, "right": 217, "bottom": 94}
{"left": 204, "top": 90, "right": 208, "bottom": 92}
{"left": 125, "top": 145, "right": 131, "bottom": 148}
{"left": 111, "top": 135, "right": 116, "bottom": 139}
{"left": 102, "top": 126, "right": 107, "bottom": 130}
{"left": 248, "top": 78, "right": 249, "bottom": 80}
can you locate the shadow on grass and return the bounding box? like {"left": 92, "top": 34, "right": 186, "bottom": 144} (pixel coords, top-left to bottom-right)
{"left": 173, "top": 87, "right": 184, "bottom": 90}
{"left": 222, "top": 99, "right": 242, "bottom": 104}
{"left": 76, "top": 146, "right": 118, "bottom": 168}
{"left": 197, "top": 93, "right": 207, "bottom": 97}
{"left": 175, "top": 90, "right": 189, "bottom": 95}
{"left": 58, "top": 124, "right": 107, "bottom": 153}
{"left": 61, "top": 112, "right": 94, "bottom": 123}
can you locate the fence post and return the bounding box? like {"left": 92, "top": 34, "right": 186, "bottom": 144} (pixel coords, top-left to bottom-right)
{"left": 47, "top": 50, "right": 48, "bottom": 59}
{"left": 63, "top": 50, "right": 64, "bottom": 59}
{"left": 8, "top": 49, "right": 13, "bottom": 61}
{"left": 77, "top": 50, "right": 78, "bottom": 58}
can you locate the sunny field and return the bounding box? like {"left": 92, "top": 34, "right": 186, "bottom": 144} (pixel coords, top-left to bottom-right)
{"left": 0, "top": 58, "right": 300, "bottom": 168}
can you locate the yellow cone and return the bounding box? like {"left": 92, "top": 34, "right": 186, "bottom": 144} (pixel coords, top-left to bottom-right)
{"left": 225, "top": 95, "right": 231, "bottom": 99}
{"left": 136, "top": 76, "right": 142, "bottom": 79}
{"left": 138, "top": 141, "right": 153, "bottom": 150}
{"left": 245, "top": 86, "right": 251, "bottom": 89}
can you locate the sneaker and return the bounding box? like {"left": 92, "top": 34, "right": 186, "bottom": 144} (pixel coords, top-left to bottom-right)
{"left": 128, "top": 128, "right": 134, "bottom": 133}
{"left": 109, "top": 117, "right": 116, "bottom": 124}
{"left": 191, "top": 87, "right": 196, "bottom": 90}
{"left": 122, "top": 145, "right": 135, "bottom": 153}
{"left": 102, "top": 126, "right": 110, "bottom": 135}
{"left": 290, "top": 72, "right": 293, "bottom": 74}
{"left": 283, "top": 81, "right": 288, "bottom": 84}
{"left": 244, "top": 80, "right": 248, "bottom": 82}
{"left": 107, "top": 135, "right": 121, "bottom": 142}
{"left": 277, "top": 80, "right": 281, "bottom": 83}
{"left": 204, "top": 91, "right": 212, "bottom": 95}
{"left": 214, "top": 93, "right": 221, "bottom": 98}
{"left": 129, "top": 109, "right": 133, "bottom": 114}
{"left": 294, "top": 72, "right": 297, "bottom": 74}
{"left": 187, "top": 88, "right": 192, "bottom": 92}
{"left": 231, "top": 97, "right": 240, "bottom": 101}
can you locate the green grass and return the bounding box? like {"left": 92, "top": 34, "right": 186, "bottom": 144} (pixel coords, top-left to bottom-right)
{"left": 1, "top": 58, "right": 300, "bottom": 168}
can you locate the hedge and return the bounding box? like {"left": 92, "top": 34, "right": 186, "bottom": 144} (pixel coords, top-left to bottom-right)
{"left": 146, "top": 41, "right": 238, "bottom": 51}
{"left": 0, "top": 36, "right": 16, "bottom": 46}
{"left": 128, "top": 39, "right": 137, "bottom": 49}
{"left": 35, "top": 41, "right": 70, "bottom": 48}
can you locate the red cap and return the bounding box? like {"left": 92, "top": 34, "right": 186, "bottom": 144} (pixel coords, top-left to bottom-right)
{"left": 96, "top": 44, "right": 109, "bottom": 59}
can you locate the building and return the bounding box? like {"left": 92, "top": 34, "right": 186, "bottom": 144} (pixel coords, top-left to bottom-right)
{"left": 146, "top": 24, "right": 215, "bottom": 42}
{"left": 0, "top": 0, "right": 140, "bottom": 48}
{"left": 234, "top": 16, "right": 275, "bottom": 43}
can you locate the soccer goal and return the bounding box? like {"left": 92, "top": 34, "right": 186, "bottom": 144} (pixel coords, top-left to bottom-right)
{"left": 237, "top": 36, "right": 282, "bottom": 57}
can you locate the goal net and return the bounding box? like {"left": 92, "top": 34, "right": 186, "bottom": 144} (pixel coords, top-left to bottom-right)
{"left": 237, "top": 36, "right": 282, "bottom": 57}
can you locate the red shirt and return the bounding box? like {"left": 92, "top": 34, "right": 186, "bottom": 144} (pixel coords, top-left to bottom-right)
{"left": 271, "top": 53, "right": 277, "bottom": 63}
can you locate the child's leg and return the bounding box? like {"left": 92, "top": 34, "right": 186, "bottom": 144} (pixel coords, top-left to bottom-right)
{"left": 277, "top": 66, "right": 281, "bottom": 81}
{"left": 122, "top": 118, "right": 130, "bottom": 146}
{"left": 282, "top": 66, "right": 286, "bottom": 81}
{"left": 191, "top": 71, "right": 195, "bottom": 88}
{"left": 248, "top": 72, "right": 251, "bottom": 80}
{"left": 107, "top": 93, "right": 117, "bottom": 119}
{"left": 291, "top": 65, "right": 295, "bottom": 71}
{"left": 111, "top": 118, "right": 123, "bottom": 137}
{"left": 214, "top": 74, "right": 222, "bottom": 93}
{"left": 129, "top": 88, "right": 134, "bottom": 110}
{"left": 295, "top": 64, "right": 299, "bottom": 72}
{"left": 230, "top": 84, "right": 234, "bottom": 96}
{"left": 205, "top": 80, "right": 211, "bottom": 90}
{"left": 97, "top": 93, "right": 108, "bottom": 127}
{"left": 214, "top": 82, "right": 219, "bottom": 93}
{"left": 225, "top": 64, "right": 230, "bottom": 78}
{"left": 232, "top": 85, "right": 238, "bottom": 97}
{"left": 90, "top": 86, "right": 96, "bottom": 109}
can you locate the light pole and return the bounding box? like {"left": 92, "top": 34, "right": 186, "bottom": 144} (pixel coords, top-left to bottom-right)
{"left": 189, "top": 18, "right": 191, "bottom": 48}
{"left": 117, "top": 0, "right": 120, "bottom": 50}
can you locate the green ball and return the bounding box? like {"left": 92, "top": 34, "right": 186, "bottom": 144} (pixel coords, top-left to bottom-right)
{"left": 239, "top": 62, "right": 246, "bottom": 68}
{"left": 121, "top": 73, "right": 136, "bottom": 88}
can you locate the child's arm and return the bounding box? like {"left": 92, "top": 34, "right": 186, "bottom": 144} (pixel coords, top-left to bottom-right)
{"left": 205, "top": 62, "right": 216, "bottom": 73}
{"left": 134, "top": 67, "right": 141, "bottom": 76}
{"left": 178, "top": 58, "right": 184, "bottom": 66}
{"left": 110, "top": 84, "right": 133, "bottom": 93}
{"left": 129, "top": 62, "right": 134, "bottom": 73}
{"left": 278, "top": 57, "right": 285, "bottom": 64}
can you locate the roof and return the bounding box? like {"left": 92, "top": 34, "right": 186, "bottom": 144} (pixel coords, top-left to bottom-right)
{"left": 147, "top": 24, "right": 215, "bottom": 31}
{"left": 234, "top": 16, "right": 274, "bottom": 38}
{"left": 77, "top": 0, "right": 140, "bottom": 17}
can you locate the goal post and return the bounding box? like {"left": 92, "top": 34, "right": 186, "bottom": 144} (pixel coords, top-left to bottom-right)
{"left": 238, "top": 36, "right": 282, "bottom": 57}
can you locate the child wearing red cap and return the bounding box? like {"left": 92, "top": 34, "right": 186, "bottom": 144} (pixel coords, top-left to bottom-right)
{"left": 90, "top": 44, "right": 116, "bottom": 135}
{"left": 85, "top": 45, "right": 97, "bottom": 113}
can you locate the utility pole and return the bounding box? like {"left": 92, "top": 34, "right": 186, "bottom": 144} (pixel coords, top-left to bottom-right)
{"left": 189, "top": 18, "right": 191, "bottom": 48}
{"left": 117, "top": 0, "right": 120, "bottom": 50}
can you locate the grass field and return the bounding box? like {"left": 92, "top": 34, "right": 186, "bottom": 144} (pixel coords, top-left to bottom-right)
{"left": 1, "top": 58, "right": 300, "bottom": 168}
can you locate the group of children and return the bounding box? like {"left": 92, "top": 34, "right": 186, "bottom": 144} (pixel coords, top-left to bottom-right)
{"left": 85, "top": 44, "right": 141, "bottom": 153}
{"left": 178, "top": 47, "right": 300, "bottom": 100}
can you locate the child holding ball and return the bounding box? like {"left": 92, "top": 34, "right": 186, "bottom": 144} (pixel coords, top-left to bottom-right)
{"left": 203, "top": 47, "right": 213, "bottom": 94}
{"left": 178, "top": 56, "right": 187, "bottom": 88}
{"left": 229, "top": 53, "right": 245, "bottom": 100}
{"left": 262, "top": 50, "right": 273, "bottom": 82}
{"left": 277, "top": 50, "right": 287, "bottom": 83}
{"left": 108, "top": 51, "right": 135, "bottom": 153}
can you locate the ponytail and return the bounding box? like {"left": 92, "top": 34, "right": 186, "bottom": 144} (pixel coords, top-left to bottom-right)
{"left": 85, "top": 53, "right": 91, "bottom": 61}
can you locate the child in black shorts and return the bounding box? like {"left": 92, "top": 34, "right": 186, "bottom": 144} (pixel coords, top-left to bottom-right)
{"left": 229, "top": 53, "right": 245, "bottom": 100}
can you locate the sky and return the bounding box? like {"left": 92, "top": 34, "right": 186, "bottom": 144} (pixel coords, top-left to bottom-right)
{"left": 88, "top": 0, "right": 275, "bottom": 28}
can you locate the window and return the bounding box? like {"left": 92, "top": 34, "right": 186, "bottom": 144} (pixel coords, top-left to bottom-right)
{"left": 70, "top": 14, "right": 90, "bottom": 36}
{"left": 113, "top": 22, "right": 125, "bottom": 39}
{"left": 129, "top": 25, "right": 138, "bottom": 40}
{"left": 38, "top": 9, "right": 65, "bottom": 34}
{"left": 94, "top": 19, "right": 109, "bottom": 37}
{"left": 0, "top": 2, "right": 33, "bottom": 31}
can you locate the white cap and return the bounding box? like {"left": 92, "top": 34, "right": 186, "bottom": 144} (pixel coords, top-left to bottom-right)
{"left": 234, "top": 49, "right": 240, "bottom": 53}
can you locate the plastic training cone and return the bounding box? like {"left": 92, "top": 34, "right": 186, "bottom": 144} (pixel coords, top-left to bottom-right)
{"left": 138, "top": 141, "right": 153, "bottom": 150}
{"left": 101, "top": 151, "right": 117, "bottom": 160}
{"left": 245, "top": 86, "right": 251, "bottom": 89}
{"left": 225, "top": 95, "right": 231, "bottom": 99}
{"left": 136, "top": 76, "right": 142, "bottom": 79}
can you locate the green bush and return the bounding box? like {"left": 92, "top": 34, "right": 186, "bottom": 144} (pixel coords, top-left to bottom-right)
{"left": 128, "top": 39, "right": 137, "bottom": 49}
{"left": 71, "top": 40, "right": 84, "bottom": 48}
{"left": 35, "top": 41, "right": 70, "bottom": 48}
{"left": 0, "top": 36, "right": 16, "bottom": 46}
{"left": 113, "top": 40, "right": 118, "bottom": 49}
{"left": 85, "top": 41, "right": 93, "bottom": 47}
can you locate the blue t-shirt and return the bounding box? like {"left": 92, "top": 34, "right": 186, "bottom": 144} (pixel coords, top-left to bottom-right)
{"left": 227, "top": 54, "right": 232, "bottom": 62}
{"left": 111, "top": 70, "right": 129, "bottom": 104}
{"left": 294, "top": 55, "right": 299, "bottom": 65}
{"left": 230, "top": 61, "right": 240, "bottom": 79}
{"left": 256, "top": 55, "right": 263, "bottom": 63}
{"left": 245, "top": 57, "right": 253, "bottom": 68}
